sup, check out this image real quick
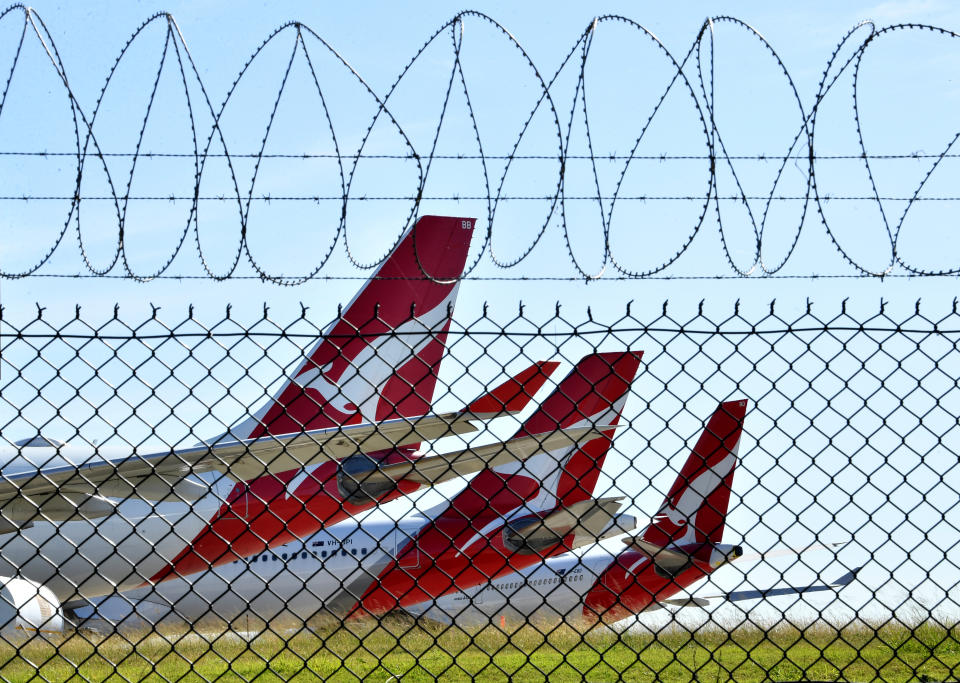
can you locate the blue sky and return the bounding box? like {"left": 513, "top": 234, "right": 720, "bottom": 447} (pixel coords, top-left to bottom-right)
{"left": 2, "top": 0, "right": 959, "bottom": 311}
{"left": 2, "top": 0, "right": 960, "bottom": 625}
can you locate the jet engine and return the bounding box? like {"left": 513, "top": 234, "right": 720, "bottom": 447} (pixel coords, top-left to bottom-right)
{"left": 0, "top": 577, "right": 64, "bottom": 635}
{"left": 337, "top": 455, "right": 399, "bottom": 505}
{"left": 503, "top": 497, "right": 633, "bottom": 554}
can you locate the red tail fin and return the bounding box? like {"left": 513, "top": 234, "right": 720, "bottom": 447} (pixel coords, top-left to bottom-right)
{"left": 643, "top": 399, "right": 747, "bottom": 546}
{"left": 443, "top": 351, "right": 643, "bottom": 518}
{"left": 236, "top": 216, "right": 474, "bottom": 439}
{"left": 466, "top": 361, "right": 560, "bottom": 418}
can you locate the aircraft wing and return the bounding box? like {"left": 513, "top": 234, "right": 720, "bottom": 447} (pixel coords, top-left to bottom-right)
{"left": 0, "top": 410, "right": 489, "bottom": 523}
{"left": 715, "top": 566, "right": 863, "bottom": 603}
{"left": 374, "top": 425, "right": 613, "bottom": 486}
{"left": 0, "top": 359, "right": 560, "bottom": 524}
{"left": 660, "top": 566, "right": 863, "bottom": 609}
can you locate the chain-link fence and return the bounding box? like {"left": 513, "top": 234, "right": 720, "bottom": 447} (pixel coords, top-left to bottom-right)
{"left": 0, "top": 298, "right": 955, "bottom": 681}
{"left": 3, "top": 5, "right": 960, "bottom": 681}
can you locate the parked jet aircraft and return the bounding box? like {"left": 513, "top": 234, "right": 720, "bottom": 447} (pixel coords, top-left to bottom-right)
{"left": 0, "top": 216, "right": 567, "bottom": 633}
{"left": 77, "top": 351, "right": 644, "bottom": 627}
{"left": 406, "top": 400, "right": 860, "bottom": 626}
{"left": 408, "top": 547, "right": 859, "bottom": 627}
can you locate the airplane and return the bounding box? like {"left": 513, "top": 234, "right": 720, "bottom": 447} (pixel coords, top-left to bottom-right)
{"left": 342, "top": 351, "right": 644, "bottom": 619}
{"left": 404, "top": 400, "right": 861, "bottom": 627}
{"left": 0, "top": 215, "right": 568, "bottom": 634}
{"left": 74, "top": 350, "right": 645, "bottom": 627}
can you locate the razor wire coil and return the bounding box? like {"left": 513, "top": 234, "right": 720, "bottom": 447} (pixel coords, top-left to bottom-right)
{"left": 1, "top": 7, "right": 960, "bottom": 281}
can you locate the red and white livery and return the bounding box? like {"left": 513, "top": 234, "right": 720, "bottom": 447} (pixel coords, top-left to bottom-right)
{"left": 81, "top": 351, "right": 644, "bottom": 626}
{"left": 0, "top": 216, "right": 562, "bottom": 633}
{"left": 408, "top": 400, "right": 860, "bottom": 626}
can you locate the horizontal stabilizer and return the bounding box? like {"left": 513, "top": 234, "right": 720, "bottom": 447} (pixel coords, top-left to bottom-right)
{"left": 378, "top": 426, "right": 612, "bottom": 486}
{"left": 540, "top": 496, "right": 626, "bottom": 540}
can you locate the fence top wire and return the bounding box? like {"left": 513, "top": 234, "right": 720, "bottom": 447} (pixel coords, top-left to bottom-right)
{"left": 4, "top": 297, "right": 958, "bottom": 337}
{"left": 1, "top": 7, "right": 959, "bottom": 282}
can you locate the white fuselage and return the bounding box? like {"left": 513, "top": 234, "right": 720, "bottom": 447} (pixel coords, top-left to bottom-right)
{"left": 86, "top": 516, "right": 433, "bottom": 625}
{"left": 407, "top": 550, "right": 620, "bottom": 626}
{"left": 85, "top": 523, "right": 628, "bottom": 627}
{"left": 0, "top": 447, "right": 233, "bottom": 602}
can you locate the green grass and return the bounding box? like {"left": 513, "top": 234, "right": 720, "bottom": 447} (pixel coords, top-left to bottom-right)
{"left": 0, "top": 615, "right": 957, "bottom": 682}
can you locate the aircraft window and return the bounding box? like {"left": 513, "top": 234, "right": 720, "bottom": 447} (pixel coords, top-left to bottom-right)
{"left": 273, "top": 555, "right": 279, "bottom": 561}
{"left": 321, "top": 551, "right": 327, "bottom": 558}
{"left": 351, "top": 548, "right": 357, "bottom": 556}
{"left": 282, "top": 553, "right": 287, "bottom": 560}
{"left": 301, "top": 552, "right": 308, "bottom": 559}
{"left": 361, "top": 548, "right": 368, "bottom": 555}
{"left": 342, "top": 549, "right": 348, "bottom": 557}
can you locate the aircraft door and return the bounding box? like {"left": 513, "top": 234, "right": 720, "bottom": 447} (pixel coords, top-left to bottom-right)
{"left": 393, "top": 533, "right": 421, "bottom": 569}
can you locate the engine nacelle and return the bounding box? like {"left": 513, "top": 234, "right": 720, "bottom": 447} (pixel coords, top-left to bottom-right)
{"left": 0, "top": 577, "right": 64, "bottom": 635}
{"left": 502, "top": 513, "right": 566, "bottom": 554}
{"left": 650, "top": 543, "right": 745, "bottom": 578}
{"left": 337, "top": 455, "right": 399, "bottom": 505}
{"left": 503, "top": 498, "right": 627, "bottom": 555}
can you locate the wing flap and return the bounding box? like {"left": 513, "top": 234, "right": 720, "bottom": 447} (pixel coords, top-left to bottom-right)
{"left": 381, "top": 426, "right": 612, "bottom": 485}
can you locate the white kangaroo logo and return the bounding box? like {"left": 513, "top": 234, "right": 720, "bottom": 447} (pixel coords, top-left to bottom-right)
{"left": 654, "top": 452, "right": 736, "bottom": 545}
{"left": 293, "top": 286, "right": 458, "bottom": 422}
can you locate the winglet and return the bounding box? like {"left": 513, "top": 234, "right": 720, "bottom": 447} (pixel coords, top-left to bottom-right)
{"left": 466, "top": 361, "right": 560, "bottom": 417}
{"left": 832, "top": 566, "right": 863, "bottom": 586}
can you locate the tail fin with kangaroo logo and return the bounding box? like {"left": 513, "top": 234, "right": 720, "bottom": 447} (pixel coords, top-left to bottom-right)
{"left": 641, "top": 399, "right": 747, "bottom": 547}
{"left": 233, "top": 216, "right": 475, "bottom": 440}
{"left": 440, "top": 351, "right": 644, "bottom": 520}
